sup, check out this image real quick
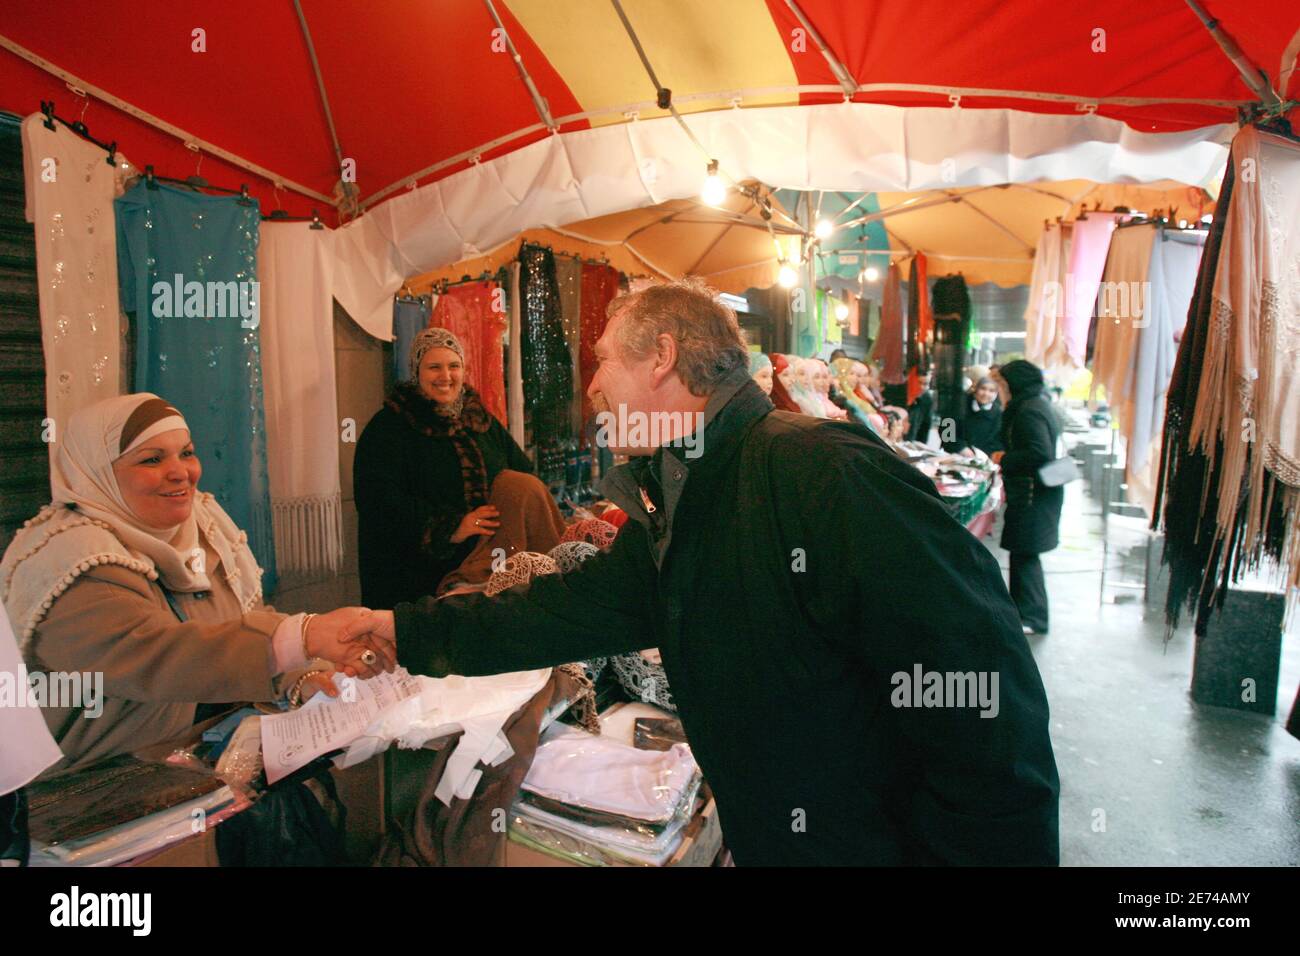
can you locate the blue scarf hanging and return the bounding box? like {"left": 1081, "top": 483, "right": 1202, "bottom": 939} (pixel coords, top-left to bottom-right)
{"left": 115, "top": 181, "right": 278, "bottom": 592}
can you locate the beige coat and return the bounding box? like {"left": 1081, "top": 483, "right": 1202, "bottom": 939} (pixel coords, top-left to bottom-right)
{"left": 27, "top": 559, "right": 296, "bottom": 776}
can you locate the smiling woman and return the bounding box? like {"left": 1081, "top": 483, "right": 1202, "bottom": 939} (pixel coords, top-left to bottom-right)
{"left": 0, "top": 393, "right": 389, "bottom": 775}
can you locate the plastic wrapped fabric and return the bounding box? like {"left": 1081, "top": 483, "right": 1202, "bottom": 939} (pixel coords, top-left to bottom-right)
{"left": 509, "top": 771, "right": 702, "bottom": 867}
{"left": 521, "top": 725, "right": 697, "bottom": 825}
{"left": 29, "top": 786, "right": 239, "bottom": 867}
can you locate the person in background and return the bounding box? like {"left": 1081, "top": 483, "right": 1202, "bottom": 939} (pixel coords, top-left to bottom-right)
{"left": 906, "top": 368, "right": 936, "bottom": 443}
{"left": 991, "top": 360, "right": 1063, "bottom": 636}
{"left": 347, "top": 279, "right": 1060, "bottom": 867}
{"left": 0, "top": 394, "right": 385, "bottom": 775}
{"left": 355, "top": 328, "right": 564, "bottom": 608}
{"left": 943, "top": 376, "right": 1004, "bottom": 456}
{"left": 829, "top": 348, "right": 848, "bottom": 364}
{"left": 748, "top": 351, "right": 773, "bottom": 396}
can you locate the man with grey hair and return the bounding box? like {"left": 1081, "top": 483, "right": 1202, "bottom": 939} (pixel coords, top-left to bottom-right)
{"left": 350, "top": 278, "right": 1059, "bottom": 866}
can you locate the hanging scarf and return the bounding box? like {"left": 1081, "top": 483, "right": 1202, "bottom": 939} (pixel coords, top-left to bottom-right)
{"left": 115, "top": 180, "right": 277, "bottom": 590}
{"left": 386, "top": 381, "right": 492, "bottom": 512}
{"left": 518, "top": 244, "right": 575, "bottom": 442}
{"left": 1181, "top": 126, "right": 1300, "bottom": 623}
{"left": 1, "top": 393, "right": 263, "bottom": 652}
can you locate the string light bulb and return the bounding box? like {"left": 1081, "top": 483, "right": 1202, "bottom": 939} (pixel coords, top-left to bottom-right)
{"left": 777, "top": 261, "right": 798, "bottom": 288}
{"left": 701, "top": 160, "right": 726, "bottom": 206}
{"left": 835, "top": 301, "right": 849, "bottom": 322}
{"left": 814, "top": 218, "right": 833, "bottom": 240}
{"left": 862, "top": 266, "right": 880, "bottom": 283}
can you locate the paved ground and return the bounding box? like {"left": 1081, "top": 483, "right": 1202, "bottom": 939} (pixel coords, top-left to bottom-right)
{"left": 982, "top": 475, "right": 1300, "bottom": 866}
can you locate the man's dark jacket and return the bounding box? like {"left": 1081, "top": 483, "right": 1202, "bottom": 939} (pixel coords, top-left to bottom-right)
{"left": 394, "top": 368, "right": 1060, "bottom": 865}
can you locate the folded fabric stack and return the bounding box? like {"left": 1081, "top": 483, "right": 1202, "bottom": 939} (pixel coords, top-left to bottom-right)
{"left": 509, "top": 725, "right": 701, "bottom": 866}
{"left": 24, "top": 755, "right": 243, "bottom": 866}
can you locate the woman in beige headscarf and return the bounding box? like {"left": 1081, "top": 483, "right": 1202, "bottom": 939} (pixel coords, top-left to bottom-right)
{"left": 0, "top": 393, "right": 388, "bottom": 775}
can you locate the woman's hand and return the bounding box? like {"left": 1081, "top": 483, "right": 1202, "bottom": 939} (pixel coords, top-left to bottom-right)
{"left": 306, "top": 607, "right": 396, "bottom": 679}
{"left": 299, "top": 671, "right": 340, "bottom": 702}
{"left": 450, "top": 505, "right": 500, "bottom": 544}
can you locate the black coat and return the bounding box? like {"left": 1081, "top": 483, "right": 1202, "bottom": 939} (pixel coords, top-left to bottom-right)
{"left": 999, "top": 393, "right": 1064, "bottom": 555}
{"left": 394, "top": 370, "right": 1060, "bottom": 865}
{"left": 354, "top": 393, "right": 532, "bottom": 609}
{"left": 945, "top": 399, "right": 1004, "bottom": 455}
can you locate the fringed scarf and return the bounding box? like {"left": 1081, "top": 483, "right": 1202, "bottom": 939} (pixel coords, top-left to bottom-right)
{"left": 386, "top": 381, "right": 492, "bottom": 514}
{"left": 1158, "top": 127, "right": 1300, "bottom": 632}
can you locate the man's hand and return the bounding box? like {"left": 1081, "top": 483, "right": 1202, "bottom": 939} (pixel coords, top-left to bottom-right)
{"left": 306, "top": 607, "right": 396, "bottom": 679}
{"left": 341, "top": 609, "right": 396, "bottom": 668}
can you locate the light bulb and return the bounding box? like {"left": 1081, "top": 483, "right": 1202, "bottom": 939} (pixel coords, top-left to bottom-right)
{"left": 814, "top": 218, "right": 833, "bottom": 240}
{"left": 863, "top": 266, "right": 880, "bottom": 282}
{"left": 1178, "top": 219, "right": 1188, "bottom": 228}
{"left": 777, "top": 263, "right": 798, "bottom": 288}
{"left": 835, "top": 302, "right": 849, "bottom": 321}
{"left": 701, "top": 160, "right": 726, "bottom": 206}
{"left": 1201, "top": 214, "right": 1213, "bottom": 224}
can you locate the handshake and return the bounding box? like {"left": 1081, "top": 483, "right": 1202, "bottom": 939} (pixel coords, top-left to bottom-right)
{"left": 303, "top": 607, "right": 399, "bottom": 681}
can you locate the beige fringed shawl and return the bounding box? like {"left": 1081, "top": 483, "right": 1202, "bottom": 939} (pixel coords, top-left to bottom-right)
{"left": 1188, "top": 125, "right": 1300, "bottom": 605}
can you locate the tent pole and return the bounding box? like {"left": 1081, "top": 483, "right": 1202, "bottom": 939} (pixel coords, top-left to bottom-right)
{"left": 482, "top": 0, "right": 557, "bottom": 130}
{"left": 783, "top": 0, "right": 858, "bottom": 99}
{"left": 1184, "top": 0, "right": 1284, "bottom": 113}
{"left": 292, "top": 0, "right": 351, "bottom": 208}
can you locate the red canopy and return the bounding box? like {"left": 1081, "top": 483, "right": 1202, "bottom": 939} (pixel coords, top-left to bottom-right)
{"left": 2, "top": 1, "right": 1295, "bottom": 221}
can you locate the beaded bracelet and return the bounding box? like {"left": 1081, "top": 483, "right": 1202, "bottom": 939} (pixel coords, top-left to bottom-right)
{"left": 288, "top": 668, "right": 329, "bottom": 709}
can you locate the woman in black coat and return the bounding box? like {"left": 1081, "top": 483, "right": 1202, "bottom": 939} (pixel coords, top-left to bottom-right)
{"left": 354, "top": 327, "right": 535, "bottom": 609}
{"left": 943, "top": 376, "right": 1004, "bottom": 456}
{"left": 992, "top": 360, "right": 1063, "bottom": 635}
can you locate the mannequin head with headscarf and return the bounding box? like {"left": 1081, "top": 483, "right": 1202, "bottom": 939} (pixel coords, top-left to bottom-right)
{"left": 409, "top": 326, "right": 467, "bottom": 414}
{"left": 768, "top": 353, "right": 802, "bottom": 413}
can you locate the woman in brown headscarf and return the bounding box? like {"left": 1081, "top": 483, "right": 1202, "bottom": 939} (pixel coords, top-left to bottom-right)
{"left": 355, "top": 327, "right": 566, "bottom": 606}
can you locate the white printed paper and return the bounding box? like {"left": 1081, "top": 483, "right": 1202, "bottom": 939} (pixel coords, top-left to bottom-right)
{"left": 260, "top": 670, "right": 422, "bottom": 783}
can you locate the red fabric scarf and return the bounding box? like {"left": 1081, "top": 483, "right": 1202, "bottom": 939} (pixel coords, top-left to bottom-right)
{"left": 430, "top": 281, "right": 508, "bottom": 428}
{"left": 579, "top": 263, "right": 620, "bottom": 425}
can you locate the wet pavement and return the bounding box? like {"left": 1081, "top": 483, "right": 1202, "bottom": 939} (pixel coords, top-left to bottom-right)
{"left": 984, "top": 478, "right": 1300, "bottom": 866}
